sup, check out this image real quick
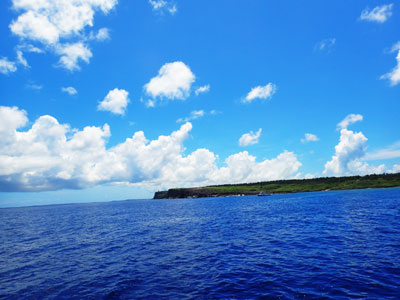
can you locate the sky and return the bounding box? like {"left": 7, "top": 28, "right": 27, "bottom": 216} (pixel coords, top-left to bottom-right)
{"left": 0, "top": 0, "right": 399, "bottom": 207}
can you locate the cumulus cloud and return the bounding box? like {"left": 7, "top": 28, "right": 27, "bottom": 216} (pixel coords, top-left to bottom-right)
{"left": 239, "top": 129, "right": 262, "bottom": 146}
{"left": 323, "top": 128, "right": 386, "bottom": 176}
{"left": 212, "top": 151, "right": 302, "bottom": 185}
{"left": 195, "top": 84, "right": 210, "bottom": 95}
{"left": 62, "top": 86, "right": 77, "bottom": 95}
{"left": 360, "top": 4, "right": 394, "bottom": 23}
{"left": 337, "top": 113, "right": 363, "bottom": 130}
{"left": 98, "top": 88, "right": 130, "bottom": 115}
{"left": 0, "top": 57, "right": 17, "bottom": 75}
{"left": 301, "top": 133, "right": 319, "bottom": 143}
{"left": 243, "top": 83, "right": 277, "bottom": 103}
{"left": 0, "top": 106, "right": 28, "bottom": 135}
{"left": 314, "top": 38, "right": 336, "bottom": 52}
{"left": 8, "top": 0, "right": 117, "bottom": 71}
{"left": 10, "top": 0, "right": 117, "bottom": 44}
{"left": 56, "top": 42, "right": 92, "bottom": 71}
{"left": 177, "top": 110, "right": 205, "bottom": 123}
{"left": 0, "top": 106, "right": 302, "bottom": 192}
{"left": 144, "top": 61, "right": 195, "bottom": 104}
{"left": 389, "top": 164, "right": 400, "bottom": 173}
{"left": 149, "top": 0, "right": 177, "bottom": 15}
{"left": 324, "top": 116, "right": 393, "bottom": 176}
{"left": 324, "top": 128, "right": 367, "bottom": 175}
{"left": 381, "top": 42, "right": 400, "bottom": 86}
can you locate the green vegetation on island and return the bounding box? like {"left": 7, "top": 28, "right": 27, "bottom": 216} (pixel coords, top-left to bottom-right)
{"left": 153, "top": 173, "right": 400, "bottom": 199}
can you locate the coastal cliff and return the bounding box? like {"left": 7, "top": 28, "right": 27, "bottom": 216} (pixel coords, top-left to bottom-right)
{"left": 153, "top": 173, "right": 400, "bottom": 199}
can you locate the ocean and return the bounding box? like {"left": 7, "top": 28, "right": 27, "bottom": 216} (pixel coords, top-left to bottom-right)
{"left": 1, "top": 188, "right": 399, "bottom": 299}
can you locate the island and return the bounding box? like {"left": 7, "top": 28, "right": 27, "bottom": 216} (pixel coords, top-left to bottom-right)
{"left": 153, "top": 173, "right": 400, "bottom": 199}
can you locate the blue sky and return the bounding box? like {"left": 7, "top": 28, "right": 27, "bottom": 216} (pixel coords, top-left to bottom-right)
{"left": 0, "top": 0, "right": 399, "bottom": 207}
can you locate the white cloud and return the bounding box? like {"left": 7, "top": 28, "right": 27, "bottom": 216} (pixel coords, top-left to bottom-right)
{"left": 10, "top": 0, "right": 117, "bottom": 44}
{"left": 0, "top": 57, "right": 17, "bottom": 75}
{"left": 177, "top": 110, "right": 205, "bottom": 123}
{"left": 389, "top": 164, "right": 400, "bottom": 173}
{"left": 96, "top": 27, "right": 110, "bottom": 41}
{"left": 89, "top": 27, "right": 110, "bottom": 41}
{"left": 177, "top": 109, "right": 220, "bottom": 122}
{"left": 243, "top": 83, "right": 277, "bottom": 103}
{"left": 365, "top": 149, "right": 400, "bottom": 161}
{"left": 381, "top": 42, "right": 400, "bottom": 86}
{"left": 210, "top": 110, "right": 221, "bottom": 115}
{"left": 364, "top": 141, "right": 400, "bottom": 160}
{"left": 301, "top": 133, "right": 319, "bottom": 143}
{"left": 239, "top": 129, "right": 262, "bottom": 146}
{"left": 62, "top": 86, "right": 78, "bottom": 95}
{"left": 144, "top": 99, "right": 155, "bottom": 108}
{"left": 98, "top": 88, "right": 129, "bottom": 115}
{"left": 168, "top": 5, "right": 177, "bottom": 15}
{"left": 211, "top": 150, "right": 302, "bottom": 185}
{"left": 314, "top": 38, "right": 336, "bottom": 52}
{"left": 9, "top": 0, "right": 117, "bottom": 71}
{"left": 195, "top": 84, "right": 210, "bottom": 95}
{"left": 324, "top": 128, "right": 367, "bottom": 175}
{"left": 17, "top": 44, "right": 44, "bottom": 53}
{"left": 304, "top": 173, "right": 315, "bottom": 179}
{"left": 10, "top": 9, "right": 60, "bottom": 45}
{"left": 337, "top": 113, "right": 363, "bottom": 130}
{"left": 26, "top": 83, "right": 42, "bottom": 90}
{"left": 144, "top": 61, "right": 195, "bottom": 103}
{"left": 360, "top": 4, "right": 394, "bottom": 23}
{"left": 0, "top": 106, "right": 302, "bottom": 192}
{"left": 16, "top": 50, "right": 29, "bottom": 68}
{"left": 149, "top": 0, "right": 167, "bottom": 10}
{"left": 0, "top": 50, "right": 30, "bottom": 75}
{"left": 324, "top": 115, "right": 397, "bottom": 176}
{"left": 323, "top": 128, "right": 386, "bottom": 176}
{"left": 0, "top": 106, "right": 28, "bottom": 135}
{"left": 149, "top": 0, "right": 177, "bottom": 15}
{"left": 56, "top": 42, "right": 92, "bottom": 71}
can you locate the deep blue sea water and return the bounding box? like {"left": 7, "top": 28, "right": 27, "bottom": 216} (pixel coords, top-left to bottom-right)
{"left": 1, "top": 188, "right": 400, "bottom": 299}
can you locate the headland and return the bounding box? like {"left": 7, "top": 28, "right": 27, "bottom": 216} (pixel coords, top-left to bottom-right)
{"left": 153, "top": 173, "right": 400, "bottom": 199}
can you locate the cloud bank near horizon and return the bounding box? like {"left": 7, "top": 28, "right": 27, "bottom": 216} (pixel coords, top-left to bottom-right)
{"left": 1, "top": 107, "right": 398, "bottom": 194}
{"left": 0, "top": 106, "right": 302, "bottom": 192}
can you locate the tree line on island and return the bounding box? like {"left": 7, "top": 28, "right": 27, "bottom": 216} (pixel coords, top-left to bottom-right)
{"left": 153, "top": 173, "right": 400, "bottom": 199}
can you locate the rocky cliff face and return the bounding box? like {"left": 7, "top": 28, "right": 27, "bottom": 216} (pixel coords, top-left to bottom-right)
{"left": 153, "top": 188, "right": 260, "bottom": 199}
{"left": 153, "top": 188, "right": 209, "bottom": 199}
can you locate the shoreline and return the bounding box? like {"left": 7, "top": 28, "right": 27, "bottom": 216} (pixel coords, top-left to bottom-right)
{"left": 153, "top": 173, "right": 400, "bottom": 199}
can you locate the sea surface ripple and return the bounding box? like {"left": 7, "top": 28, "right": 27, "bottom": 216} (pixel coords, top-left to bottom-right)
{"left": 1, "top": 188, "right": 400, "bottom": 299}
